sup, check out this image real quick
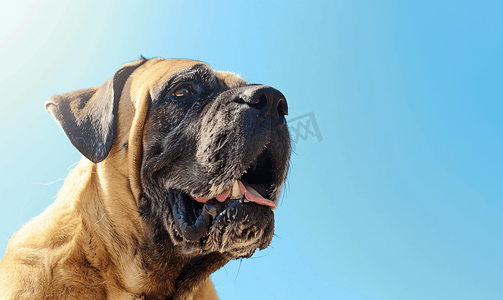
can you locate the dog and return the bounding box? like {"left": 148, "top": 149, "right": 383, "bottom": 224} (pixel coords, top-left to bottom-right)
{"left": 0, "top": 57, "right": 290, "bottom": 299}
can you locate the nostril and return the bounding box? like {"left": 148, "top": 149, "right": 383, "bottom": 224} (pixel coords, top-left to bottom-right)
{"left": 277, "top": 98, "right": 288, "bottom": 118}
{"left": 235, "top": 87, "right": 286, "bottom": 119}
{"left": 252, "top": 93, "right": 268, "bottom": 111}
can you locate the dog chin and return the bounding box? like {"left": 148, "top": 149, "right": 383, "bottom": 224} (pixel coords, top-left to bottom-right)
{"left": 165, "top": 189, "right": 274, "bottom": 258}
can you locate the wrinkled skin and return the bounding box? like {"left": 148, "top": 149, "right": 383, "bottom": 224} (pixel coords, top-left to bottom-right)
{"left": 140, "top": 64, "right": 290, "bottom": 258}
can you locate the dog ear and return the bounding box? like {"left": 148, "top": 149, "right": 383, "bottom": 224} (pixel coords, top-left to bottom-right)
{"left": 45, "top": 57, "right": 148, "bottom": 163}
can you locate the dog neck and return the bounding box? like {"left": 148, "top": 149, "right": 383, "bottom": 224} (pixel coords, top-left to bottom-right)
{"left": 65, "top": 158, "right": 227, "bottom": 299}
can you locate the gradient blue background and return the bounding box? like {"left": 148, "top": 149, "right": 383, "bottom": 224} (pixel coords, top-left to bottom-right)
{"left": 1, "top": 1, "right": 502, "bottom": 299}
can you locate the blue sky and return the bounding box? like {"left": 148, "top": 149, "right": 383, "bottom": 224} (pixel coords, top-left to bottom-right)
{"left": 1, "top": 1, "right": 502, "bottom": 299}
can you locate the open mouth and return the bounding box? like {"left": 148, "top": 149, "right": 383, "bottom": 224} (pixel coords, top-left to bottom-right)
{"left": 193, "top": 180, "right": 276, "bottom": 209}
{"left": 167, "top": 148, "right": 278, "bottom": 242}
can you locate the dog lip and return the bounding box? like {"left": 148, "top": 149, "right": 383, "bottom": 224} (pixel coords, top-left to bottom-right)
{"left": 168, "top": 189, "right": 212, "bottom": 242}
{"left": 192, "top": 180, "right": 276, "bottom": 210}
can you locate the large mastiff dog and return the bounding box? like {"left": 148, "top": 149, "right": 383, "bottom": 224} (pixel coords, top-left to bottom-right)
{"left": 0, "top": 57, "right": 290, "bottom": 299}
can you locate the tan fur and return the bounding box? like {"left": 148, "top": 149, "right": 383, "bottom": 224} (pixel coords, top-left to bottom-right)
{"left": 0, "top": 58, "right": 226, "bottom": 299}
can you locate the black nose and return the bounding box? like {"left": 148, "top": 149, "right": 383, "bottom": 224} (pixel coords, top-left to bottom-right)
{"left": 235, "top": 85, "right": 288, "bottom": 120}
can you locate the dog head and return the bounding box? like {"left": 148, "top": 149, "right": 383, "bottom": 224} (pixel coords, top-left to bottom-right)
{"left": 45, "top": 57, "right": 290, "bottom": 261}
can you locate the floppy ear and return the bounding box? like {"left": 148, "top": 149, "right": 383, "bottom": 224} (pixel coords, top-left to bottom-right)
{"left": 45, "top": 57, "right": 148, "bottom": 163}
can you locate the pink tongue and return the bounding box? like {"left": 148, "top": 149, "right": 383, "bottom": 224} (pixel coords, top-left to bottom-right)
{"left": 238, "top": 181, "right": 276, "bottom": 210}
{"left": 192, "top": 181, "right": 276, "bottom": 210}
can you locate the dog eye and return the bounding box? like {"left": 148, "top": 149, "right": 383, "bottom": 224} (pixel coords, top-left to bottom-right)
{"left": 173, "top": 86, "right": 193, "bottom": 98}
